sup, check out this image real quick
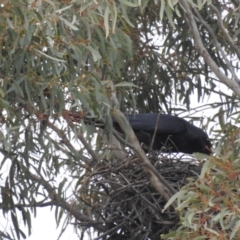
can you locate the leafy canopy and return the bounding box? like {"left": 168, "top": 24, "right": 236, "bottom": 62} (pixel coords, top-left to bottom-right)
{"left": 0, "top": 0, "right": 240, "bottom": 239}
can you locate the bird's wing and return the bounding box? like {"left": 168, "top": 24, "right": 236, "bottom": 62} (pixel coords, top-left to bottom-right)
{"left": 126, "top": 114, "right": 187, "bottom": 134}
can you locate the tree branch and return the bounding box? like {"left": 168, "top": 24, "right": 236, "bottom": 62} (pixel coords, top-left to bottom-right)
{"left": 193, "top": 7, "right": 238, "bottom": 81}
{"left": 76, "top": 130, "right": 100, "bottom": 166}
{"left": 47, "top": 121, "right": 95, "bottom": 168}
{"left": 210, "top": 4, "right": 240, "bottom": 60}
{"left": 20, "top": 164, "right": 108, "bottom": 233}
{"left": 179, "top": 0, "right": 240, "bottom": 97}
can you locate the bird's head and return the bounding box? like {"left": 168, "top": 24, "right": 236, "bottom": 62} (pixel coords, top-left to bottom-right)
{"left": 191, "top": 129, "right": 212, "bottom": 155}
{"left": 199, "top": 133, "right": 212, "bottom": 154}
{"left": 186, "top": 122, "right": 212, "bottom": 155}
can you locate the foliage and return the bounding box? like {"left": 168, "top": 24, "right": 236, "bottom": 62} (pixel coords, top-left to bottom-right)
{"left": 163, "top": 131, "right": 240, "bottom": 240}
{"left": 0, "top": 0, "right": 240, "bottom": 239}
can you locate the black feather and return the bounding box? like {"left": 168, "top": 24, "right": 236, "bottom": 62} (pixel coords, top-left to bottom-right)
{"left": 114, "top": 113, "right": 212, "bottom": 155}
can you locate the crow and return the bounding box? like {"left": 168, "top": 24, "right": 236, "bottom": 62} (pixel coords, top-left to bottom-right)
{"left": 113, "top": 113, "right": 212, "bottom": 155}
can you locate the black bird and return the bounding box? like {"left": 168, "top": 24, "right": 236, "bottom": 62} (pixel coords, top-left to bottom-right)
{"left": 114, "top": 113, "right": 212, "bottom": 155}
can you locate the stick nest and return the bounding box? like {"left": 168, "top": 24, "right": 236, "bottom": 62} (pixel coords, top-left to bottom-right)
{"left": 78, "top": 154, "right": 203, "bottom": 240}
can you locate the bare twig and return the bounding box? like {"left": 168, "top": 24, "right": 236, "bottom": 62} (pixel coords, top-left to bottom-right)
{"left": 47, "top": 121, "right": 95, "bottom": 167}
{"left": 150, "top": 112, "right": 161, "bottom": 151}
{"left": 193, "top": 7, "right": 238, "bottom": 81}
{"left": 76, "top": 131, "right": 100, "bottom": 166}
{"left": 99, "top": 128, "right": 128, "bottom": 160}
{"left": 20, "top": 164, "right": 108, "bottom": 233}
{"left": 93, "top": 222, "right": 125, "bottom": 240}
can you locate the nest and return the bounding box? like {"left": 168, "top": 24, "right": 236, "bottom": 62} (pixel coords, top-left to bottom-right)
{"left": 79, "top": 154, "right": 202, "bottom": 240}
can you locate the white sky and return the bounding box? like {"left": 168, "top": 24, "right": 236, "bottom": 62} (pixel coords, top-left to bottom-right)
{"left": 27, "top": 207, "right": 78, "bottom": 240}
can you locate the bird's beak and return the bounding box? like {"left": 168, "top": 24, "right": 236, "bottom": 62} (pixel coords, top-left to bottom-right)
{"left": 205, "top": 145, "right": 212, "bottom": 153}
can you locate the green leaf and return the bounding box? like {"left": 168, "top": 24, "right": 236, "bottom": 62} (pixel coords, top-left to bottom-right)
{"left": 56, "top": 4, "right": 73, "bottom": 13}
{"left": 160, "top": 0, "right": 165, "bottom": 20}
{"left": 139, "top": 0, "right": 150, "bottom": 13}
{"left": 104, "top": 4, "right": 110, "bottom": 37}
{"left": 230, "top": 220, "right": 240, "bottom": 240}
{"left": 35, "top": 50, "right": 67, "bottom": 62}
{"left": 121, "top": 3, "right": 135, "bottom": 27}
{"left": 163, "top": 190, "right": 188, "bottom": 212}
{"left": 86, "top": 46, "right": 102, "bottom": 62}
{"left": 0, "top": 87, "right": 5, "bottom": 97}
{"left": 110, "top": 2, "right": 117, "bottom": 33}
{"left": 167, "top": 0, "right": 174, "bottom": 10}
{"left": 165, "top": 5, "right": 175, "bottom": 28}
{"left": 11, "top": 212, "right": 20, "bottom": 240}
{"left": 119, "top": 0, "right": 139, "bottom": 7}
{"left": 56, "top": 89, "right": 65, "bottom": 113}
{"left": 115, "top": 82, "right": 138, "bottom": 87}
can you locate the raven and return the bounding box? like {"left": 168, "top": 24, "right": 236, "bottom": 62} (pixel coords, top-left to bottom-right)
{"left": 114, "top": 113, "right": 212, "bottom": 155}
